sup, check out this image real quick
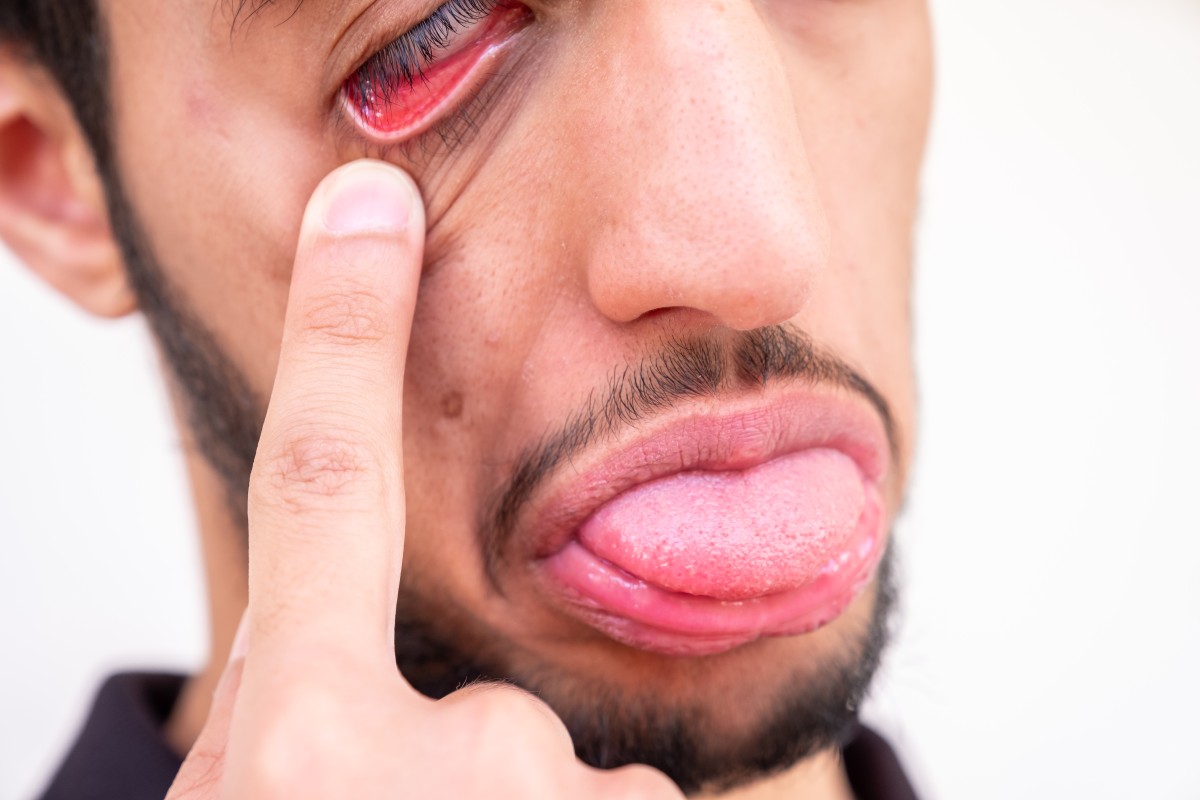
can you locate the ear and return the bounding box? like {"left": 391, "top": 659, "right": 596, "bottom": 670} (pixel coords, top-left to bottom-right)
{"left": 0, "top": 51, "right": 135, "bottom": 318}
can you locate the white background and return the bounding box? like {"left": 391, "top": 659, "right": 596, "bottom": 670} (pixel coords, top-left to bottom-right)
{"left": 2, "top": 0, "right": 1198, "bottom": 797}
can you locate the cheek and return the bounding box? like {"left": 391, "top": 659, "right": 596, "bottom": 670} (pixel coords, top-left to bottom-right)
{"left": 106, "top": 2, "right": 351, "bottom": 395}
{"left": 771, "top": 15, "right": 927, "bottom": 488}
{"left": 405, "top": 195, "right": 554, "bottom": 440}
{"left": 396, "top": 124, "right": 604, "bottom": 556}
{"left": 112, "top": 94, "right": 343, "bottom": 396}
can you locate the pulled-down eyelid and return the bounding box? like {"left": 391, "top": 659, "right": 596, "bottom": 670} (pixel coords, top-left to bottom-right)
{"left": 342, "top": 0, "right": 533, "bottom": 145}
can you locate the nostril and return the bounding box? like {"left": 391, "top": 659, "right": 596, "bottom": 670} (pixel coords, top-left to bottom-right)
{"left": 636, "top": 307, "right": 677, "bottom": 322}
{"left": 626, "top": 306, "right": 729, "bottom": 332}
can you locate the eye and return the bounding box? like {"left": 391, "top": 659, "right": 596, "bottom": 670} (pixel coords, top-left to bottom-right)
{"left": 343, "top": 0, "right": 532, "bottom": 142}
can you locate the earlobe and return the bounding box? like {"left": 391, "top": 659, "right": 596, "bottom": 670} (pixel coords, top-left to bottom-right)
{"left": 0, "top": 56, "right": 135, "bottom": 318}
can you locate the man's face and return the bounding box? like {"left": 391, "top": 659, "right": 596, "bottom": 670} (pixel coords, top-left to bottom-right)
{"left": 101, "top": 0, "right": 930, "bottom": 791}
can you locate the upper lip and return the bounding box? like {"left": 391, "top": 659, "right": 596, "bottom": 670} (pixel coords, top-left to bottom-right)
{"left": 520, "top": 388, "right": 891, "bottom": 561}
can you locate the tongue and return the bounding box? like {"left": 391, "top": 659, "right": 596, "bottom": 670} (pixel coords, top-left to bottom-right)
{"left": 577, "top": 448, "right": 866, "bottom": 601}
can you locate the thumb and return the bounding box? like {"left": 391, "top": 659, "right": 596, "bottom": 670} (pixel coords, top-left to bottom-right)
{"left": 166, "top": 613, "right": 249, "bottom": 799}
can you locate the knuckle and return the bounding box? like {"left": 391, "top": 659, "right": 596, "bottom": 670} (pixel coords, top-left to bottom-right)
{"left": 609, "top": 764, "right": 682, "bottom": 798}
{"left": 297, "top": 285, "right": 393, "bottom": 349}
{"left": 467, "top": 684, "right": 554, "bottom": 733}
{"left": 185, "top": 748, "right": 225, "bottom": 789}
{"left": 167, "top": 753, "right": 223, "bottom": 800}
{"left": 252, "top": 425, "right": 381, "bottom": 508}
{"left": 241, "top": 691, "right": 347, "bottom": 799}
{"left": 246, "top": 734, "right": 307, "bottom": 798}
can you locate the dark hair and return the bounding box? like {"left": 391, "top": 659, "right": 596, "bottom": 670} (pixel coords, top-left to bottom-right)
{"left": 0, "top": 1, "right": 111, "bottom": 178}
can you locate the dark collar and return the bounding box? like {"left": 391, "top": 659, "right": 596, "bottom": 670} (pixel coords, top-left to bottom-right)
{"left": 38, "top": 673, "right": 919, "bottom": 800}
{"left": 37, "top": 674, "right": 186, "bottom": 800}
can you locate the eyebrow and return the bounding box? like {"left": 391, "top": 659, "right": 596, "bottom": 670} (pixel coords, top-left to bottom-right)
{"left": 480, "top": 324, "right": 900, "bottom": 574}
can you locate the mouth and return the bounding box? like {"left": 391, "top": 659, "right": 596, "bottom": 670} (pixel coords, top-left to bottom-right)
{"left": 525, "top": 390, "right": 891, "bottom": 657}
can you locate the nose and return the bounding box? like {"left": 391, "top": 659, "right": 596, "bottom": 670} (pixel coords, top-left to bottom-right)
{"left": 566, "top": 0, "right": 830, "bottom": 331}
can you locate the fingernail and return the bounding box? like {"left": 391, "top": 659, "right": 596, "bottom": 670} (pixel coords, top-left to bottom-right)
{"left": 322, "top": 163, "right": 414, "bottom": 235}
{"left": 228, "top": 611, "right": 250, "bottom": 664}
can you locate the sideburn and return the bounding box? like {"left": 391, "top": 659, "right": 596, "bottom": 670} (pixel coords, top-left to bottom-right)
{"left": 104, "top": 178, "right": 265, "bottom": 531}
{"left": 32, "top": 0, "right": 268, "bottom": 530}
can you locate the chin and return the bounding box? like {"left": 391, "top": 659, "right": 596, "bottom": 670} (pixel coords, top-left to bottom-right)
{"left": 394, "top": 544, "right": 895, "bottom": 796}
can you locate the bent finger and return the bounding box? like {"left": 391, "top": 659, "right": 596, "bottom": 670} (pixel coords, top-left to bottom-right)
{"left": 439, "top": 681, "right": 577, "bottom": 757}
{"left": 586, "top": 763, "right": 686, "bottom": 799}
{"left": 166, "top": 615, "right": 249, "bottom": 799}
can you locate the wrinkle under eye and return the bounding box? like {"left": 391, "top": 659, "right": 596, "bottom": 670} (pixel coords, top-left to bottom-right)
{"left": 343, "top": 2, "right": 533, "bottom": 143}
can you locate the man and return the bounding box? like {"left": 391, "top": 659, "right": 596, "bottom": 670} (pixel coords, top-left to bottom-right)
{"left": 0, "top": 0, "right": 931, "bottom": 797}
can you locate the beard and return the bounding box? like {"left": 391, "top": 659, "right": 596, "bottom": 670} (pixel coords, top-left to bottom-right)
{"left": 394, "top": 549, "right": 895, "bottom": 795}
{"left": 103, "top": 173, "right": 898, "bottom": 796}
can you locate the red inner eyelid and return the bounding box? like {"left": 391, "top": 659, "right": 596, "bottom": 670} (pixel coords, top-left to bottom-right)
{"left": 344, "top": 4, "right": 531, "bottom": 142}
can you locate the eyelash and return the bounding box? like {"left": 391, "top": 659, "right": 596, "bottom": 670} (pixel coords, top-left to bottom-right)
{"left": 345, "top": 0, "right": 502, "bottom": 122}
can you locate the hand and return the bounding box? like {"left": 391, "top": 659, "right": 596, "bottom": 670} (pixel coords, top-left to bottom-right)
{"left": 166, "top": 161, "right": 683, "bottom": 800}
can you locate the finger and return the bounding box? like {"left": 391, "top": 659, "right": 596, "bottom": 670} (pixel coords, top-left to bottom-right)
{"left": 586, "top": 764, "right": 686, "bottom": 799}
{"left": 247, "top": 160, "right": 423, "bottom": 662}
{"left": 439, "top": 682, "right": 577, "bottom": 757}
{"left": 166, "top": 614, "right": 250, "bottom": 799}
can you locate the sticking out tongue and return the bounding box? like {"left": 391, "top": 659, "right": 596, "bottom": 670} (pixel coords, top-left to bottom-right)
{"left": 577, "top": 448, "right": 866, "bottom": 601}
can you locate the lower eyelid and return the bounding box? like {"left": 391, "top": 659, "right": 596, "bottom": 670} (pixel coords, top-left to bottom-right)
{"left": 344, "top": 4, "right": 533, "bottom": 144}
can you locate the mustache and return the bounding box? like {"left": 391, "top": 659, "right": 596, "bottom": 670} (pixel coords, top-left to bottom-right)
{"left": 482, "top": 324, "right": 898, "bottom": 566}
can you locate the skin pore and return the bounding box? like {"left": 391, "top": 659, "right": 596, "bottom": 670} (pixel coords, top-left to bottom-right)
{"left": 2, "top": 0, "right": 932, "bottom": 796}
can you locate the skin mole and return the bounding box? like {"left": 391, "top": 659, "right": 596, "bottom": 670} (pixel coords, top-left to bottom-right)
{"left": 441, "top": 389, "right": 465, "bottom": 419}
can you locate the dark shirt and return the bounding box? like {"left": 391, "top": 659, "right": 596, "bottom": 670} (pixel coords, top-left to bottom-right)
{"left": 37, "top": 673, "right": 920, "bottom": 800}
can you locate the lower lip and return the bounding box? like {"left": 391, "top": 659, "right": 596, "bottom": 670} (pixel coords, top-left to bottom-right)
{"left": 537, "top": 456, "right": 886, "bottom": 657}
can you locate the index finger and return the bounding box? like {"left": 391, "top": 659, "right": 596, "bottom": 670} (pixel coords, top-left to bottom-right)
{"left": 245, "top": 160, "right": 423, "bottom": 663}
